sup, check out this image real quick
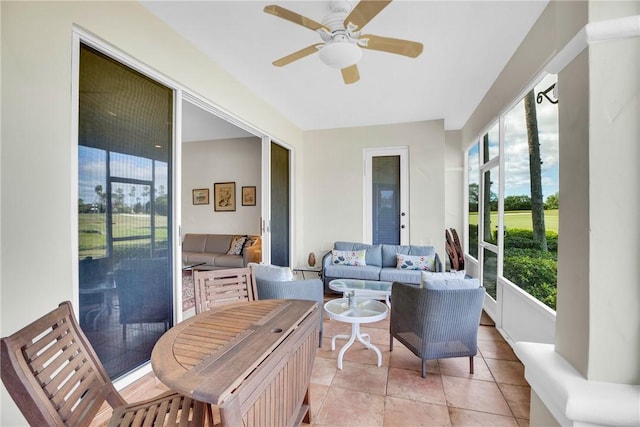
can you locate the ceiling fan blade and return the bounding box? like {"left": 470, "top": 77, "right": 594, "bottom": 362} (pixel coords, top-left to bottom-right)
{"left": 273, "top": 44, "right": 323, "bottom": 67}
{"left": 344, "top": 0, "right": 392, "bottom": 30}
{"left": 359, "top": 34, "right": 423, "bottom": 58}
{"left": 341, "top": 65, "right": 360, "bottom": 84}
{"left": 264, "top": 5, "right": 329, "bottom": 33}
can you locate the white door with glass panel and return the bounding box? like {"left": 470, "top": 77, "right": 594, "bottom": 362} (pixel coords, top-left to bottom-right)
{"left": 364, "top": 147, "right": 409, "bottom": 245}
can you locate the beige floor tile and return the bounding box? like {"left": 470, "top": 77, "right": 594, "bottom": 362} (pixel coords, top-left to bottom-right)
{"left": 331, "top": 360, "right": 389, "bottom": 395}
{"left": 387, "top": 367, "right": 447, "bottom": 405}
{"left": 384, "top": 396, "right": 451, "bottom": 427}
{"left": 477, "top": 325, "right": 504, "bottom": 341}
{"left": 478, "top": 339, "right": 519, "bottom": 361}
{"left": 498, "top": 383, "right": 531, "bottom": 419}
{"left": 485, "top": 359, "right": 529, "bottom": 386}
{"left": 437, "top": 356, "right": 494, "bottom": 381}
{"left": 308, "top": 383, "right": 329, "bottom": 422}
{"left": 441, "top": 376, "right": 512, "bottom": 416}
{"left": 389, "top": 344, "right": 440, "bottom": 375}
{"left": 313, "top": 387, "right": 385, "bottom": 427}
{"left": 449, "top": 407, "right": 520, "bottom": 426}
{"left": 311, "top": 356, "right": 338, "bottom": 386}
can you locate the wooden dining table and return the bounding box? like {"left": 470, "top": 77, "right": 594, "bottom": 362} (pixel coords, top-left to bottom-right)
{"left": 151, "top": 299, "right": 320, "bottom": 427}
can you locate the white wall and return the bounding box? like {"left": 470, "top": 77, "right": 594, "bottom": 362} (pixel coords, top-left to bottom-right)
{"left": 301, "top": 120, "right": 446, "bottom": 265}
{"left": 181, "top": 137, "right": 261, "bottom": 237}
{"left": 0, "top": 2, "right": 302, "bottom": 424}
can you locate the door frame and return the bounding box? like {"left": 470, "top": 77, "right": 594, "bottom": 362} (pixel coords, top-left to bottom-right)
{"left": 363, "top": 147, "right": 409, "bottom": 245}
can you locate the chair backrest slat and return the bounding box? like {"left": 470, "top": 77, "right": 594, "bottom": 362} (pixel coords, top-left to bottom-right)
{"left": 1, "top": 301, "right": 122, "bottom": 427}
{"left": 194, "top": 268, "right": 257, "bottom": 314}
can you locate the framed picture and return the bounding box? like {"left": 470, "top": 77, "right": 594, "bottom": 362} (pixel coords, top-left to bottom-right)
{"left": 214, "top": 182, "right": 236, "bottom": 211}
{"left": 192, "top": 188, "right": 209, "bottom": 205}
{"left": 242, "top": 186, "right": 256, "bottom": 206}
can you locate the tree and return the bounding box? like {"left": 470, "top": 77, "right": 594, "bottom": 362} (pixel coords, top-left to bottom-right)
{"left": 504, "top": 195, "right": 531, "bottom": 211}
{"left": 545, "top": 192, "right": 559, "bottom": 210}
{"left": 524, "top": 90, "right": 547, "bottom": 251}
{"left": 468, "top": 183, "right": 479, "bottom": 212}
{"left": 94, "top": 185, "right": 106, "bottom": 213}
{"left": 482, "top": 134, "right": 493, "bottom": 241}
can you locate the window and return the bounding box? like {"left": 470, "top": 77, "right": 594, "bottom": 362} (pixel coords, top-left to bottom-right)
{"left": 467, "top": 144, "right": 479, "bottom": 259}
{"left": 466, "top": 74, "right": 559, "bottom": 310}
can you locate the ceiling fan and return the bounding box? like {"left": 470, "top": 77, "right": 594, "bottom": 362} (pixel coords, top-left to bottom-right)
{"left": 264, "top": 0, "right": 423, "bottom": 84}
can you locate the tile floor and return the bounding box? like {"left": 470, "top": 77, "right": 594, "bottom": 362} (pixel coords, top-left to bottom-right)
{"left": 94, "top": 296, "right": 531, "bottom": 426}
{"left": 306, "top": 301, "right": 530, "bottom": 426}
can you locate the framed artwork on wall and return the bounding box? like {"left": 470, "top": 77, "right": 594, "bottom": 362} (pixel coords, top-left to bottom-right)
{"left": 242, "top": 186, "right": 256, "bottom": 206}
{"left": 192, "top": 188, "right": 209, "bottom": 205}
{"left": 214, "top": 182, "right": 236, "bottom": 211}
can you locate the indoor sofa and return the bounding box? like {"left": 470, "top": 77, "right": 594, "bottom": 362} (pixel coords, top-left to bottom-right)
{"left": 182, "top": 233, "right": 261, "bottom": 270}
{"left": 322, "top": 241, "right": 442, "bottom": 292}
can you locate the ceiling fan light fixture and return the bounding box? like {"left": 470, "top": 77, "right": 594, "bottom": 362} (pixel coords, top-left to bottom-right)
{"left": 318, "top": 41, "right": 362, "bottom": 69}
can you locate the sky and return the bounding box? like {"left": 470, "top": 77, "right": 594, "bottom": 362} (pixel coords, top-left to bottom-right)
{"left": 78, "top": 147, "right": 168, "bottom": 207}
{"left": 468, "top": 74, "right": 559, "bottom": 200}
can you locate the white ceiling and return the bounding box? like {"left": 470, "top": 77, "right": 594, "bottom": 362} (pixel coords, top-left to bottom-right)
{"left": 143, "top": 0, "right": 549, "bottom": 132}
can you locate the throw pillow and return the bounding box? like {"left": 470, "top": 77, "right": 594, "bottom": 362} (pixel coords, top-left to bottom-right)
{"left": 423, "top": 278, "right": 481, "bottom": 290}
{"left": 248, "top": 262, "right": 294, "bottom": 282}
{"left": 396, "top": 254, "right": 435, "bottom": 271}
{"left": 331, "top": 249, "right": 367, "bottom": 266}
{"left": 227, "top": 235, "right": 247, "bottom": 255}
{"left": 242, "top": 236, "right": 259, "bottom": 254}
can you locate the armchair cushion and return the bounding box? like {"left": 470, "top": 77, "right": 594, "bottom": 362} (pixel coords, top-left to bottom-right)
{"left": 421, "top": 270, "right": 467, "bottom": 281}
{"left": 249, "top": 262, "right": 293, "bottom": 281}
{"left": 423, "top": 277, "right": 481, "bottom": 290}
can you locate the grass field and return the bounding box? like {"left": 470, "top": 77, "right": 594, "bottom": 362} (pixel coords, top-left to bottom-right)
{"left": 468, "top": 209, "right": 558, "bottom": 233}
{"left": 79, "top": 213, "right": 167, "bottom": 258}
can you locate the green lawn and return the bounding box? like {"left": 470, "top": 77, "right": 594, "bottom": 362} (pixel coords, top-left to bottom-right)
{"left": 468, "top": 209, "right": 558, "bottom": 233}
{"left": 79, "top": 213, "right": 167, "bottom": 258}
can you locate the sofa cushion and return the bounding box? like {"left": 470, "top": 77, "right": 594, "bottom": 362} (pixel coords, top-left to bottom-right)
{"left": 423, "top": 278, "right": 481, "bottom": 290}
{"left": 214, "top": 254, "right": 244, "bottom": 268}
{"left": 185, "top": 252, "right": 218, "bottom": 265}
{"left": 324, "top": 264, "right": 381, "bottom": 281}
{"left": 396, "top": 254, "right": 436, "bottom": 271}
{"left": 227, "top": 235, "right": 247, "bottom": 255}
{"left": 379, "top": 268, "right": 422, "bottom": 285}
{"left": 204, "top": 234, "right": 234, "bottom": 254}
{"left": 249, "top": 263, "right": 294, "bottom": 282}
{"left": 182, "top": 234, "right": 208, "bottom": 253}
{"left": 331, "top": 249, "right": 367, "bottom": 266}
{"left": 334, "top": 241, "right": 382, "bottom": 267}
{"left": 382, "top": 244, "right": 437, "bottom": 268}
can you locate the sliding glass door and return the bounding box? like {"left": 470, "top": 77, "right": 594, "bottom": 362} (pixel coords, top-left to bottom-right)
{"left": 78, "top": 43, "right": 174, "bottom": 379}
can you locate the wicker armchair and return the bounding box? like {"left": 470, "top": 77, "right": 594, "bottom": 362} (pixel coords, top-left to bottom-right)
{"left": 249, "top": 264, "right": 324, "bottom": 347}
{"left": 389, "top": 281, "right": 485, "bottom": 377}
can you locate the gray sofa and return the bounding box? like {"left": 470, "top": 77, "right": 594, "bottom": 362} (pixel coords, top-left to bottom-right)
{"left": 182, "top": 233, "right": 261, "bottom": 270}
{"left": 322, "top": 241, "right": 442, "bottom": 291}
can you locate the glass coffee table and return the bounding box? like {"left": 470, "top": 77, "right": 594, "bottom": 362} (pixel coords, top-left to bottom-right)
{"left": 324, "top": 297, "right": 388, "bottom": 369}
{"left": 329, "top": 279, "right": 393, "bottom": 307}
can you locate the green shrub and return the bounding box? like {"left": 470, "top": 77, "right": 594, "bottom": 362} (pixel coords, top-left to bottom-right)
{"left": 503, "top": 252, "right": 557, "bottom": 310}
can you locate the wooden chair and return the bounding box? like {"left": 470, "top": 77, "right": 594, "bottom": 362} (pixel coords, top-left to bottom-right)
{"left": 193, "top": 268, "right": 257, "bottom": 314}
{"left": 1, "top": 301, "right": 212, "bottom": 426}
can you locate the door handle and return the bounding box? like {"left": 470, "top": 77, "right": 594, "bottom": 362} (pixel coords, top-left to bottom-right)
{"left": 401, "top": 225, "right": 405, "bottom": 229}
